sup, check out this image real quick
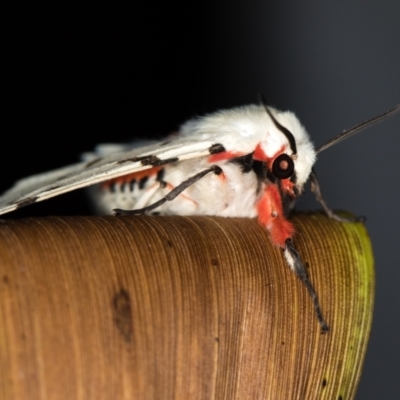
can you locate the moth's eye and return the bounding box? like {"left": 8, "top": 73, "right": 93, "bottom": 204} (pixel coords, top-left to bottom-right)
{"left": 272, "top": 153, "right": 294, "bottom": 179}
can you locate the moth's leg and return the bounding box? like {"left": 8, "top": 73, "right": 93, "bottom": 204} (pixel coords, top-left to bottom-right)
{"left": 257, "top": 184, "right": 328, "bottom": 332}
{"left": 113, "top": 165, "right": 222, "bottom": 216}
{"left": 310, "top": 169, "right": 364, "bottom": 223}
{"left": 284, "top": 239, "right": 329, "bottom": 333}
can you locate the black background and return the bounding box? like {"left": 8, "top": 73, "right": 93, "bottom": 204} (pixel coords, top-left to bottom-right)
{"left": 2, "top": 3, "right": 400, "bottom": 398}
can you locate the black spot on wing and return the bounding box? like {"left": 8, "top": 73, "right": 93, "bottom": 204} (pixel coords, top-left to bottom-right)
{"left": 143, "top": 156, "right": 179, "bottom": 166}
{"left": 112, "top": 289, "right": 133, "bottom": 343}
{"left": 140, "top": 155, "right": 162, "bottom": 165}
{"left": 209, "top": 143, "right": 226, "bottom": 154}
{"left": 9, "top": 196, "right": 39, "bottom": 209}
{"left": 117, "top": 155, "right": 179, "bottom": 167}
{"left": 116, "top": 155, "right": 149, "bottom": 165}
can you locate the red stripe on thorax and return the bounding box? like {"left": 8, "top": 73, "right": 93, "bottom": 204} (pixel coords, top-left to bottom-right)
{"left": 253, "top": 143, "right": 286, "bottom": 169}
{"left": 253, "top": 143, "right": 267, "bottom": 161}
{"left": 256, "top": 184, "right": 295, "bottom": 247}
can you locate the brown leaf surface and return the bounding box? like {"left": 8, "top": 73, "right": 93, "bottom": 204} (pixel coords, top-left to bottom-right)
{"left": 0, "top": 214, "right": 374, "bottom": 399}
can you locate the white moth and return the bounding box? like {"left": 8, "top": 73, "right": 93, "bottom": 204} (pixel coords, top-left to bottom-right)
{"left": 0, "top": 102, "right": 398, "bottom": 333}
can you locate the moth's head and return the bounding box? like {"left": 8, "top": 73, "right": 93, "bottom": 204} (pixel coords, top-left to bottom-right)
{"left": 180, "top": 103, "right": 316, "bottom": 194}
{"left": 259, "top": 106, "right": 316, "bottom": 193}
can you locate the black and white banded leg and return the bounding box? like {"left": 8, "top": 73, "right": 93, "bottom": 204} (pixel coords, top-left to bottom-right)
{"left": 284, "top": 238, "right": 329, "bottom": 333}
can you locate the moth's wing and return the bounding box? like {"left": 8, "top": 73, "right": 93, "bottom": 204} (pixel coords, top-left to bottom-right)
{"left": 81, "top": 140, "right": 159, "bottom": 161}
{"left": 0, "top": 137, "right": 220, "bottom": 216}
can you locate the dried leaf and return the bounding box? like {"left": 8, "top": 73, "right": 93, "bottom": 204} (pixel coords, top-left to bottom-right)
{"left": 0, "top": 214, "right": 373, "bottom": 399}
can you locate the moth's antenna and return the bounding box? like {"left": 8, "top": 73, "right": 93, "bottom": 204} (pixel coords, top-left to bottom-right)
{"left": 317, "top": 104, "right": 400, "bottom": 154}
{"left": 259, "top": 95, "right": 298, "bottom": 156}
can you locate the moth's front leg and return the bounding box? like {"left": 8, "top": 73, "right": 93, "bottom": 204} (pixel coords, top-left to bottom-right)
{"left": 257, "top": 183, "right": 329, "bottom": 333}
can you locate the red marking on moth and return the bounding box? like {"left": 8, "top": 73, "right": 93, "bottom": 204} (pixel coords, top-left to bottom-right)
{"left": 253, "top": 144, "right": 287, "bottom": 170}
{"left": 253, "top": 143, "right": 268, "bottom": 161}
{"left": 208, "top": 151, "right": 244, "bottom": 163}
{"left": 254, "top": 143, "right": 296, "bottom": 196}
{"left": 257, "top": 184, "right": 295, "bottom": 248}
{"left": 102, "top": 166, "right": 162, "bottom": 188}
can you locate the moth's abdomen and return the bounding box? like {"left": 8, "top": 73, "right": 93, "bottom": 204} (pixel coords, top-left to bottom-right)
{"left": 87, "top": 158, "right": 260, "bottom": 218}
{"left": 89, "top": 166, "right": 165, "bottom": 214}
{"left": 102, "top": 167, "right": 165, "bottom": 194}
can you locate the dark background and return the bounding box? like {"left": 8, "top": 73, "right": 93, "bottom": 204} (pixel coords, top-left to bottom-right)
{"left": 2, "top": 3, "right": 400, "bottom": 398}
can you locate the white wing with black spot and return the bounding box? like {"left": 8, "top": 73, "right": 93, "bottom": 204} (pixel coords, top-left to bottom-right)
{"left": 0, "top": 104, "right": 314, "bottom": 216}
{"left": 0, "top": 136, "right": 221, "bottom": 216}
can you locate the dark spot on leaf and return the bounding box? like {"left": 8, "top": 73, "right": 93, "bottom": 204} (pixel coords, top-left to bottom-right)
{"left": 2, "top": 275, "right": 9, "bottom": 284}
{"left": 322, "top": 378, "right": 327, "bottom": 388}
{"left": 112, "top": 289, "right": 133, "bottom": 343}
{"left": 211, "top": 258, "right": 219, "bottom": 266}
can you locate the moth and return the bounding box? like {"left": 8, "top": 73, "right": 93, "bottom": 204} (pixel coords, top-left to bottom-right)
{"left": 0, "top": 101, "right": 398, "bottom": 333}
